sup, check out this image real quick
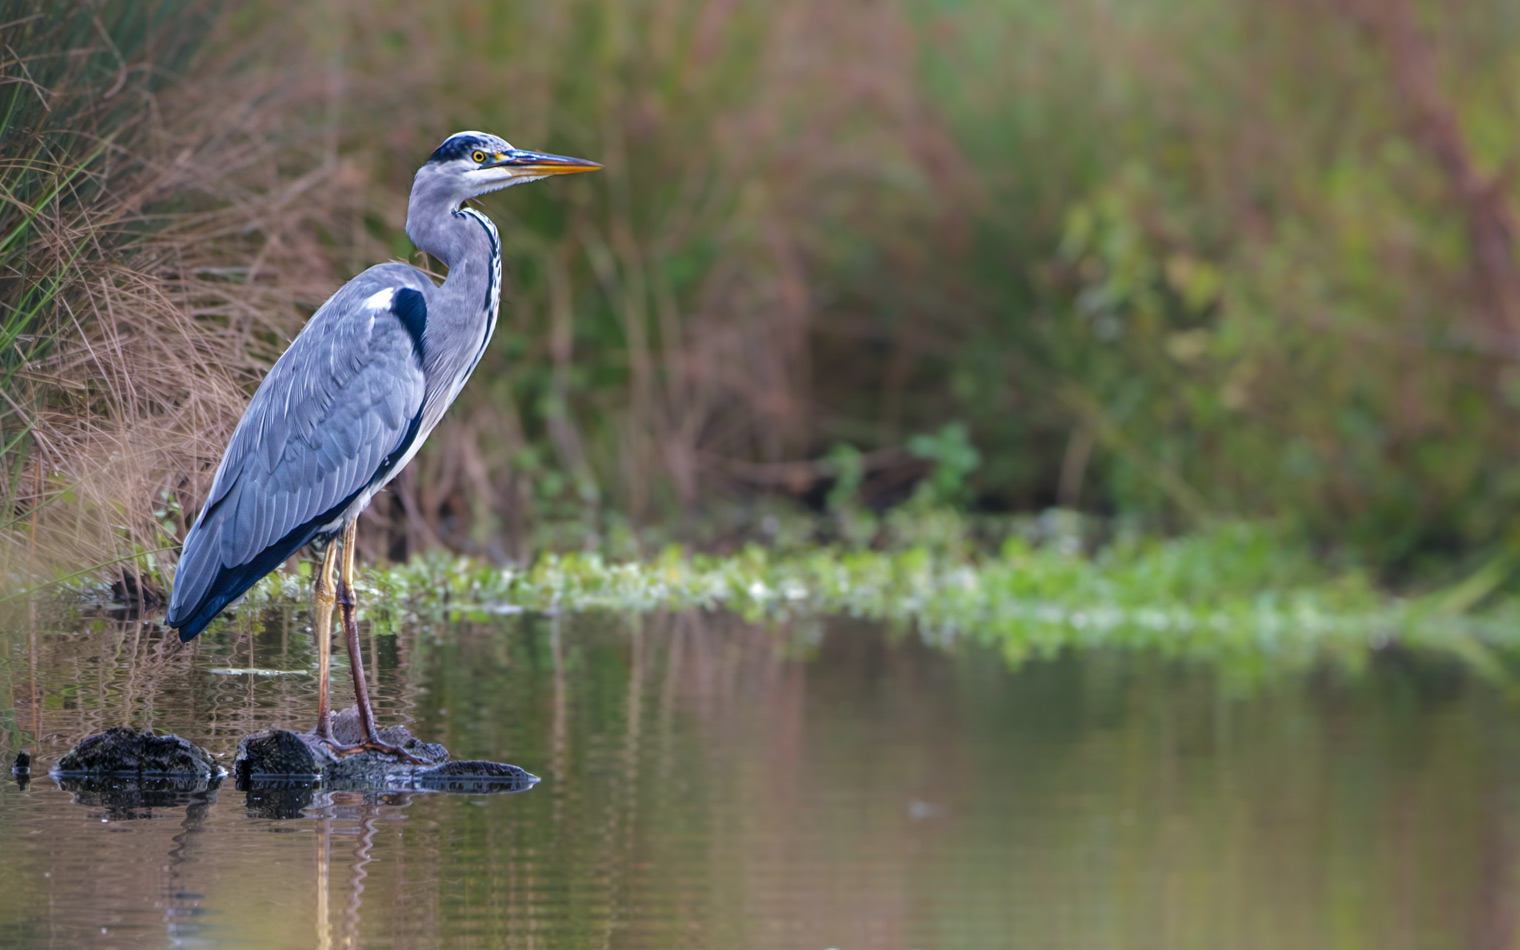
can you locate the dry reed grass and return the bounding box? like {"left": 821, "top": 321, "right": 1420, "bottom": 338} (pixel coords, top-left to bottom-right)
{"left": 3, "top": 2, "right": 384, "bottom": 590}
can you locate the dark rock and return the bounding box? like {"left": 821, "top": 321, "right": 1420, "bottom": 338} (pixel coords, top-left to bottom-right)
{"left": 53, "top": 727, "right": 221, "bottom": 779}
{"left": 234, "top": 706, "right": 446, "bottom": 783}
{"left": 234, "top": 728, "right": 327, "bottom": 778}
{"left": 411, "top": 760, "right": 539, "bottom": 794}
{"left": 234, "top": 706, "right": 538, "bottom": 794}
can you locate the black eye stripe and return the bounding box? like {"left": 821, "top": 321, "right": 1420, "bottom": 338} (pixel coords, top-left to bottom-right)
{"left": 426, "top": 135, "right": 504, "bottom": 165}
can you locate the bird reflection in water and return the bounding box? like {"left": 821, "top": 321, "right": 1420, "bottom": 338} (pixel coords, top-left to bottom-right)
{"left": 312, "top": 791, "right": 394, "bottom": 950}
{"left": 49, "top": 774, "right": 533, "bottom": 948}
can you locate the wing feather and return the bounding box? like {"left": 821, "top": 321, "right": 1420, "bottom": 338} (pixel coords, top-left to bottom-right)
{"left": 166, "top": 265, "right": 433, "bottom": 638}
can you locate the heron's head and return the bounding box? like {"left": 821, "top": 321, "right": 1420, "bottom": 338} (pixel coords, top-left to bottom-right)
{"left": 416, "top": 131, "right": 601, "bottom": 205}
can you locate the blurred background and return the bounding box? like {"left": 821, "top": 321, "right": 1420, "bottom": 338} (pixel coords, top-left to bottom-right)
{"left": 4, "top": 0, "right": 1519, "bottom": 588}
{"left": 7, "top": 7, "right": 1520, "bottom": 943}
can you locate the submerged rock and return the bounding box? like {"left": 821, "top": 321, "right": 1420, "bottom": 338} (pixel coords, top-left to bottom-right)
{"left": 242, "top": 779, "right": 323, "bottom": 819}
{"left": 234, "top": 706, "right": 538, "bottom": 793}
{"left": 52, "top": 726, "right": 221, "bottom": 780}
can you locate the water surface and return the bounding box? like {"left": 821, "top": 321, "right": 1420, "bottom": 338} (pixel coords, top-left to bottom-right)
{"left": 0, "top": 601, "right": 1517, "bottom": 948}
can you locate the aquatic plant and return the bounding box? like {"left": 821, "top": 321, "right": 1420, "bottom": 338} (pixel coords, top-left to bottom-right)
{"left": 345, "top": 522, "right": 1500, "bottom": 675}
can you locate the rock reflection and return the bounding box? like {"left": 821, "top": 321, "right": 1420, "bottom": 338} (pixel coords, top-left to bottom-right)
{"left": 241, "top": 778, "right": 323, "bottom": 820}
{"left": 237, "top": 767, "right": 535, "bottom": 819}
{"left": 43, "top": 773, "right": 222, "bottom": 946}
{"left": 53, "top": 774, "right": 220, "bottom": 820}
{"left": 43, "top": 773, "right": 435, "bottom": 950}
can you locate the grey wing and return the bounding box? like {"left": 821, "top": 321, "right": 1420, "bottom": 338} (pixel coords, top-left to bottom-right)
{"left": 166, "top": 265, "right": 432, "bottom": 639}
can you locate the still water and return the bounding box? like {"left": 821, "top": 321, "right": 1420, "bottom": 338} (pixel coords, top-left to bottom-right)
{"left": 0, "top": 601, "right": 1516, "bottom": 948}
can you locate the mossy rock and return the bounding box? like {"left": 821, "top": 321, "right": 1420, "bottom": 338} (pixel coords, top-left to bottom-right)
{"left": 52, "top": 726, "right": 221, "bottom": 779}
{"left": 234, "top": 706, "right": 536, "bottom": 792}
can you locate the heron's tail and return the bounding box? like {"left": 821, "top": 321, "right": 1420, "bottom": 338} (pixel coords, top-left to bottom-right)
{"left": 166, "top": 518, "right": 323, "bottom": 642}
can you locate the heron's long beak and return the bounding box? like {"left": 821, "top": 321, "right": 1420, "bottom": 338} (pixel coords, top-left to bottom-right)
{"left": 493, "top": 149, "right": 602, "bottom": 175}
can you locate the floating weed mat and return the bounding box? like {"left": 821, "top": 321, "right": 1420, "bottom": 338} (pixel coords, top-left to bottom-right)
{"left": 198, "top": 523, "right": 1512, "bottom": 679}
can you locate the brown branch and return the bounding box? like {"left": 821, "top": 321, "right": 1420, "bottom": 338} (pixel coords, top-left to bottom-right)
{"left": 698, "top": 448, "right": 913, "bottom": 492}
{"left": 1346, "top": 0, "right": 1520, "bottom": 341}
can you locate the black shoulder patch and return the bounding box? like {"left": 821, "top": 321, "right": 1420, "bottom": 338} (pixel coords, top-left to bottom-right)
{"left": 392, "top": 287, "right": 427, "bottom": 359}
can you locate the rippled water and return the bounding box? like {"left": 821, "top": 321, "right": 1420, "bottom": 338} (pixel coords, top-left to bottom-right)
{"left": 1, "top": 599, "right": 1518, "bottom": 948}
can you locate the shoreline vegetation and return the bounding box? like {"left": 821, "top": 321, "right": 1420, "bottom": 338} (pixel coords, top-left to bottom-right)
{"left": 6, "top": 1, "right": 1520, "bottom": 617}
{"left": 16, "top": 515, "right": 1518, "bottom": 683}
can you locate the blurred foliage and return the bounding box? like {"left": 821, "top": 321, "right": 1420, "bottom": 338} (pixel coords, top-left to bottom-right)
{"left": 7, "top": 0, "right": 1520, "bottom": 591}
{"left": 907, "top": 422, "right": 981, "bottom": 508}
{"left": 897, "top": 0, "right": 1520, "bottom": 578}
{"left": 322, "top": 0, "right": 1520, "bottom": 581}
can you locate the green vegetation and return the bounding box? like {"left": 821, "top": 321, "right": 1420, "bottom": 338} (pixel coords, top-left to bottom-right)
{"left": 4, "top": 0, "right": 1519, "bottom": 605}
{"left": 144, "top": 517, "right": 1495, "bottom": 681}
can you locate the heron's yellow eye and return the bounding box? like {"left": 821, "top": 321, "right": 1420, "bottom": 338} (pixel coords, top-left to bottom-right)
{"left": 471, "top": 150, "right": 486, "bottom": 163}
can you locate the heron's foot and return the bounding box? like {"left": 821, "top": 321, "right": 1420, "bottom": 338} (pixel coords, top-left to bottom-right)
{"left": 314, "top": 733, "right": 427, "bottom": 765}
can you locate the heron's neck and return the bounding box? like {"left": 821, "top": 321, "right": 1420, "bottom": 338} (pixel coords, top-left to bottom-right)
{"left": 407, "top": 192, "right": 495, "bottom": 277}
{"left": 405, "top": 197, "right": 502, "bottom": 403}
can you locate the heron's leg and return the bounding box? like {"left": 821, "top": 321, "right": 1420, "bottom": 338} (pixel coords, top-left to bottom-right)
{"left": 333, "top": 520, "right": 423, "bottom": 763}
{"left": 312, "top": 539, "right": 340, "bottom": 741}
{"left": 336, "top": 520, "right": 380, "bottom": 742}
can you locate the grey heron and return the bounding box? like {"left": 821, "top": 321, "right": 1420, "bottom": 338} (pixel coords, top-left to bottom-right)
{"left": 164, "top": 132, "right": 600, "bottom": 758}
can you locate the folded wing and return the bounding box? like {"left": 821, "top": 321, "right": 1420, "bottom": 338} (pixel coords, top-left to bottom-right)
{"left": 166, "top": 267, "right": 430, "bottom": 640}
